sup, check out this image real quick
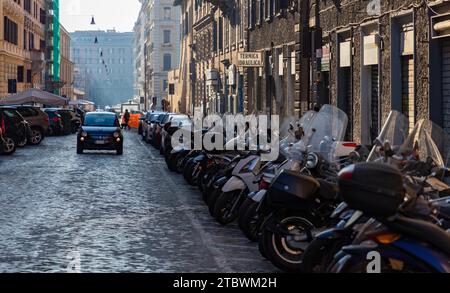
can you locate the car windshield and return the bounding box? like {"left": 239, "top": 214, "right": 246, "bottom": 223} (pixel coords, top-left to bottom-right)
{"left": 84, "top": 114, "right": 119, "bottom": 127}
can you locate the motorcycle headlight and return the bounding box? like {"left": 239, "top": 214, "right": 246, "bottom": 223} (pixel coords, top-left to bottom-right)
{"left": 306, "top": 153, "right": 319, "bottom": 169}
{"left": 113, "top": 132, "right": 120, "bottom": 138}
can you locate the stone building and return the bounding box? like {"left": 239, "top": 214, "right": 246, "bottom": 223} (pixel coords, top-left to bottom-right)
{"left": 0, "top": 0, "right": 46, "bottom": 98}
{"left": 246, "top": 0, "right": 301, "bottom": 119}
{"left": 133, "top": 0, "right": 148, "bottom": 107}
{"left": 314, "top": 0, "right": 450, "bottom": 144}
{"left": 144, "top": 0, "right": 181, "bottom": 111}
{"left": 59, "top": 24, "right": 73, "bottom": 100}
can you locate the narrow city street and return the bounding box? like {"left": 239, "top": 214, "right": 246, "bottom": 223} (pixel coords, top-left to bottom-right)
{"left": 0, "top": 132, "right": 275, "bottom": 273}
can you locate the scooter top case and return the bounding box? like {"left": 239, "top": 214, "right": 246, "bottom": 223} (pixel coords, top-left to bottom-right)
{"left": 266, "top": 170, "right": 319, "bottom": 210}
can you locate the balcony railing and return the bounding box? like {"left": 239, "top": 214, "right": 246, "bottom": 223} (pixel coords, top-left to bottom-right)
{"left": 0, "top": 41, "right": 31, "bottom": 60}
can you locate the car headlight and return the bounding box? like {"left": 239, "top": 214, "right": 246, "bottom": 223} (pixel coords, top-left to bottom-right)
{"left": 81, "top": 131, "right": 88, "bottom": 137}
{"left": 113, "top": 132, "right": 120, "bottom": 138}
{"left": 306, "top": 153, "right": 319, "bottom": 169}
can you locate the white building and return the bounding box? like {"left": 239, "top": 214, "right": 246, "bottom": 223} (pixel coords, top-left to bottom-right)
{"left": 144, "top": 0, "right": 181, "bottom": 110}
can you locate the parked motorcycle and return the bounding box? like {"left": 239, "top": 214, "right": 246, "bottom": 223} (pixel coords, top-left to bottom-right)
{"left": 300, "top": 110, "right": 410, "bottom": 273}
{"left": 331, "top": 118, "right": 450, "bottom": 273}
{"left": 257, "top": 105, "right": 353, "bottom": 272}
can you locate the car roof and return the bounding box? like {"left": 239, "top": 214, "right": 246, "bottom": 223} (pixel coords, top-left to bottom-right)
{"left": 85, "top": 111, "right": 116, "bottom": 116}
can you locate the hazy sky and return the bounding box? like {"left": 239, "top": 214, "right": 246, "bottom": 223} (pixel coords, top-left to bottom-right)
{"left": 60, "top": 0, "right": 142, "bottom": 33}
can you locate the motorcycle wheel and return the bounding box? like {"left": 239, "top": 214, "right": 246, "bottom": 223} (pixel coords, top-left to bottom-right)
{"left": 214, "top": 190, "right": 244, "bottom": 225}
{"left": 176, "top": 154, "right": 187, "bottom": 173}
{"left": 183, "top": 158, "right": 195, "bottom": 183}
{"left": 238, "top": 198, "right": 261, "bottom": 242}
{"left": 186, "top": 161, "right": 200, "bottom": 186}
{"left": 261, "top": 212, "right": 316, "bottom": 272}
{"left": 207, "top": 188, "right": 223, "bottom": 217}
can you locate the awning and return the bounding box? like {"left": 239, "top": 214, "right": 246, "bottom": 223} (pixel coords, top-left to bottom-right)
{"left": 0, "top": 88, "right": 69, "bottom": 106}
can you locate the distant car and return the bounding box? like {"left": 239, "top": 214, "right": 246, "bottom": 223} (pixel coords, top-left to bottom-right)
{"left": 13, "top": 106, "right": 49, "bottom": 145}
{"left": 161, "top": 115, "right": 191, "bottom": 156}
{"left": 0, "top": 107, "right": 31, "bottom": 154}
{"left": 77, "top": 112, "right": 123, "bottom": 155}
{"left": 152, "top": 112, "right": 176, "bottom": 149}
{"left": 43, "top": 109, "right": 64, "bottom": 136}
{"left": 142, "top": 112, "right": 163, "bottom": 143}
{"left": 138, "top": 115, "right": 145, "bottom": 135}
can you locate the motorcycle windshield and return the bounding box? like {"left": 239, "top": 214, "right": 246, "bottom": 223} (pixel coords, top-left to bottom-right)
{"left": 279, "top": 111, "right": 318, "bottom": 158}
{"left": 400, "top": 119, "right": 450, "bottom": 168}
{"left": 367, "top": 111, "right": 410, "bottom": 162}
{"left": 302, "top": 105, "right": 348, "bottom": 162}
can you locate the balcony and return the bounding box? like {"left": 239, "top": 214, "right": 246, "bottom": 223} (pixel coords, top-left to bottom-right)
{"left": 4, "top": 0, "right": 24, "bottom": 18}
{"left": 0, "top": 41, "right": 31, "bottom": 60}
{"left": 203, "top": 0, "right": 234, "bottom": 15}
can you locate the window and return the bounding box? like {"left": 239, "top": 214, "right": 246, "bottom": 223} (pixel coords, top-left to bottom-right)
{"left": 163, "top": 54, "right": 172, "bottom": 71}
{"left": 40, "top": 9, "right": 46, "bottom": 24}
{"left": 29, "top": 32, "right": 35, "bottom": 50}
{"left": 24, "top": 0, "right": 31, "bottom": 13}
{"left": 163, "top": 80, "right": 168, "bottom": 92}
{"left": 4, "top": 17, "right": 19, "bottom": 45}
{"left": 164, "top": 7, "right": 171, "bottom": 20}
{"left": 218, "top": 17, "right": 223, "bottom": 51}
{"left": 17, "top": 66, "right": 24, "bottom": 83}
{"left": 8, "top": 79, "right": 17, "bottom": 94}
{"left": 163, "top": 30, "right": 171, "bottom": 44}
{"left": 23, "top": 30, "right": 27, "bottom": 50}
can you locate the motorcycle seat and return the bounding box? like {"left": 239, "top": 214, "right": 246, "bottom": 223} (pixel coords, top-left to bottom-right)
{"left": 387, "top": 216, "right": 450, "bottom": 256}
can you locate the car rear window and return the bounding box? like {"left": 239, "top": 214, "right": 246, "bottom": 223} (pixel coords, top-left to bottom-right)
{"left": 84, "top": 115, "right": 119, "bottom": 127}
{"left": 2, "top": 109, "right": 19, "bottom": 119}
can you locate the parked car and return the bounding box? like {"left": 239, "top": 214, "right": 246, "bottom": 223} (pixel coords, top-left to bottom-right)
{"left": 44, "top": 108, "right": 81, "bottom": 135}
{"left": 160, "top": 114, "right": 192, "bottom": 156}
{"left": 77, "top": 112, "right": 123, "bottom": 155}
{"left": 43, "top": 109, "right": 64, "bottom": 136}
{"left": 152, "top": 112, "right": 175, "bottom": 149}
{"left": 12, "top": 106, "right": 49, "bottom": 145}
{"left": 0, "top": 107, "right": 31, "bottom": 154}
{"left": 142, "top": 112, "right": 163, "bottom": 143}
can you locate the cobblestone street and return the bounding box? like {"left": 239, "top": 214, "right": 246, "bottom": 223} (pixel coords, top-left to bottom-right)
{"left": 0, "top": 132, "right": 276, "bottom": 273}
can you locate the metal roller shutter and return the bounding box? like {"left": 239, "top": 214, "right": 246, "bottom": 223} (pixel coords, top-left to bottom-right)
{"left": 402, "top": 56, "right": 415, "bottom": 131}
{"left": 370, "top": 65, "right": 379, "bottom": 142}
{"left": 443, "top": 39, "right": 450, "bottom": 134}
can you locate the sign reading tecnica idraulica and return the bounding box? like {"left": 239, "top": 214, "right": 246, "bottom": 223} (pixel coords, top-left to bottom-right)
{"left": 238, "top": 52, "right": 264, "bottom": 67}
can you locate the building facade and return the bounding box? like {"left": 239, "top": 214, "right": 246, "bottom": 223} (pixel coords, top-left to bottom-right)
{"left": 311, "top": 0, "right": 450, "bottom": 144}
{"left": 70, "top": 30, "right": 134, "bottom": 108}
{"left": 246, "top": 0, "right": 300, "bottom": 119}
{"left": 0, "top": 0, "right": 46, "bottom": 99}
{"left": 59, "top": 24, "right": 73, "bottom": 100}
{"left": 144, "top": 0, "right": 181, "bottom": 111}
{"left": 133, "top": 0, "right": 148, "bottom": 107}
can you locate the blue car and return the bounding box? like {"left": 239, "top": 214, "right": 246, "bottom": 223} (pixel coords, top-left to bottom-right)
{"left": 77, "top": 112, "right": 123, "bottom": 155}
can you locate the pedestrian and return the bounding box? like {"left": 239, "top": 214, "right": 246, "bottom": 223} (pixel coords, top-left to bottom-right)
{"left": 124, "top": 109, "right": 131, "bottom": 130}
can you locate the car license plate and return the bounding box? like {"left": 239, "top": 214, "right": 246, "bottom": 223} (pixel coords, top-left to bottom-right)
{"left": 95, "top": 140, "right": 106, "bottom": 145}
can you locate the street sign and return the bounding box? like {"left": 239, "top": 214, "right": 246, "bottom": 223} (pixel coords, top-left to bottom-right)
{"left": 237, "top": 52, "right": 263, "bottom": 67}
